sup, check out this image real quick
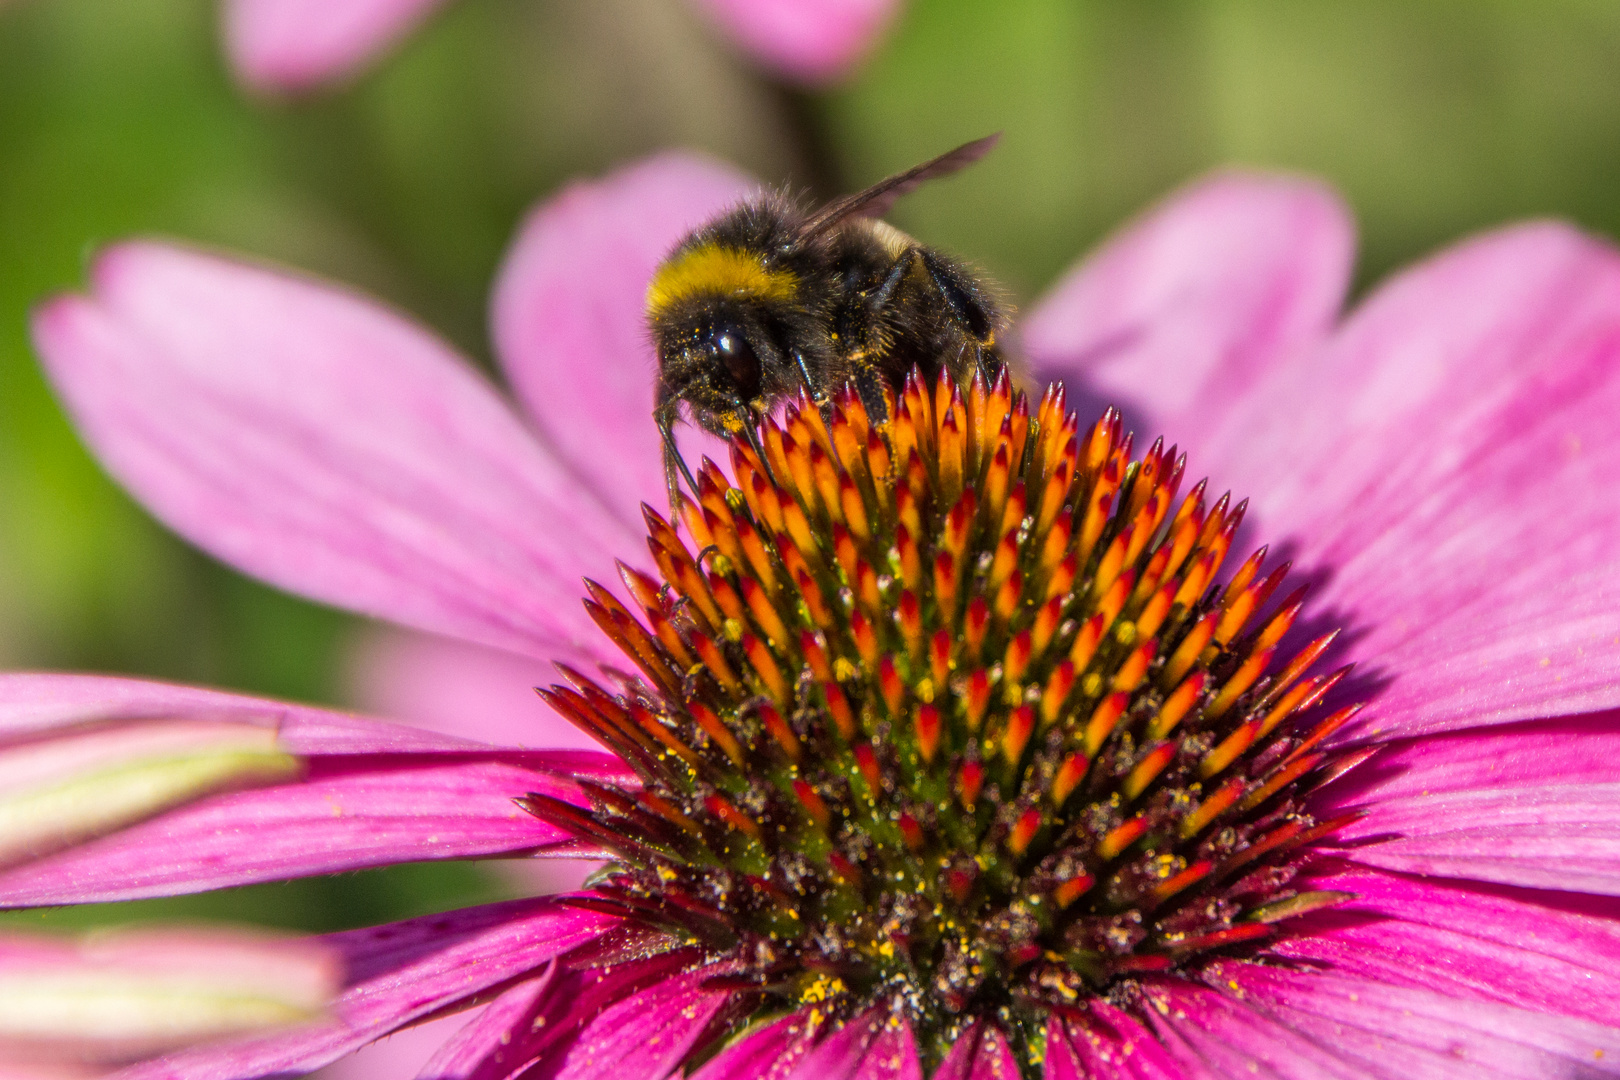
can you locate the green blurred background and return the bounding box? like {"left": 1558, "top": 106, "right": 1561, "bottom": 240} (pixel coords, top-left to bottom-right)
{"left": 3, "top": 0, "right": 1620, "bottom": 933}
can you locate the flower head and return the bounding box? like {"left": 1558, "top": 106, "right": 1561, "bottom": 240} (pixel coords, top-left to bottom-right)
{"left": 12, "top": 156, "right": 1620, "bottom": 1077}
{"left": 525, "top": 366, "right": 1371, "bottom": 1071}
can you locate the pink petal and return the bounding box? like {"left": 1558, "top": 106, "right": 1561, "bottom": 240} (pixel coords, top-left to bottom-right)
{"left": 344, "top": 625, "right": 606, "bottom": 751}
{"left": 685, "top": 0, "right": 903, "bottom": 84}
{"left": 1200, "top": 223, "right": 1620, "bottom": 739}
{"left": 222, "top": 0, "right": 449, "bottom": 93}
{"left": 1216, "top": 959, "right": 1620, "bottom": 1079}
{"left": 783, "top": 1008, "right": 920, "bottom": 1080}
{"left": 1277, "top": 863, "right": 1620, "bottom": 1029}
{"left": 0, "top": 926, "right": 338, "bottom": 1064}
{"left": 33, "top": 242, "right": 640, "bottom": 667}
{"left": 1045, "top": 1005, "right": 1183, "bottom": 1080}
{"left": 116, "top": 897, "right": 617, "bottom": 1080}
{"left": 688, "top": 1010, "right": 823, "bottom": 1080}
{"left": 0, "top": 756, "right": 599, "bottom": 906}
{"left": 1020, "top": 171, "right": 1353, "bottom": 452}
{"left": 317, "top": 1011, "right": 469, "bottom": 1080}
{"left": 412, "top": 968, "right": 555, "bottom": 1080}
{"left": 932, "top": 1022, "right": 1017, "bottom": 1080}
{"left": 491, "top": 153, "right": 754, "bottom": 525}
{"left": 1134, "top": 977, "right": 1363, "bottom": 1079}
{"left": 1311, "top": 714, "right": 1620, "bottom": 892}
{"left": 494, "top": 948, "right": 701, "bottom": 1077}
{"left": 542, "top": 962, "right": 736, "bottom": 1080}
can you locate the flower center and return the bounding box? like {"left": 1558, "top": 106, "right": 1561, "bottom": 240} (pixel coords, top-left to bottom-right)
{"left": 525, "top": 370, "right": 1363, "bottom": 1069}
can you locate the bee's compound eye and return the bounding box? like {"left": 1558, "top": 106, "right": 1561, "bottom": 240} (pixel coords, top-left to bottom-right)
{"left": 714, "top": 330, "right": 761, "bottom": 397}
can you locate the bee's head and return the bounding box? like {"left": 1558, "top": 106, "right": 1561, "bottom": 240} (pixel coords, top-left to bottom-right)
{"left": 647, "top": 242, "right": 811, "bottom": 435}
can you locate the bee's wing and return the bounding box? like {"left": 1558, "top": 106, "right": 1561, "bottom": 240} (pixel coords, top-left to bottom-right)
{"left": 798, "top": 132, "right": 1001, "bottom": 238}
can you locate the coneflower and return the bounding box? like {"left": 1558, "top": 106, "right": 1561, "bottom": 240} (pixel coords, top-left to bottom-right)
{"left": 8, "top": 159, "right": 1620, "bottom": 1078}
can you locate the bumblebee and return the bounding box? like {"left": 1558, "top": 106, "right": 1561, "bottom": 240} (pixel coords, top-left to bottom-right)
{"left": 647, "top": 134, "right": 1008, "bottom": 500}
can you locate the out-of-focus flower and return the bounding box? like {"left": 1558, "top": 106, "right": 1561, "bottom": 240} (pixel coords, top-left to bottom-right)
{"left": 0, "top": 924, "right": 338, "bottom": 1076}
{"left": 11, "top": 154, "right": 1620, "bottom": 1076}
{"left": 222, "top": 0, "right": 904, "bottom": 93}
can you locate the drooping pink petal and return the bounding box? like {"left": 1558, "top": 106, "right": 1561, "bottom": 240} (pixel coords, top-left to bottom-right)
{"left": 932, "top": 1021, "right": 1017, "bottom": 1080}
{"left": 319, "top": 1011, "right": 469, "bottom": 1080}
{"left": 222, "top": 0, "right": 449, "bottom": 93}
{"left": 0, "top": 926, "right": 338, "bottom": 1065}
{"left": 688, "top": 1009, "right": 822, "bottom": 1080}
{"left": 345, "top": 625, "right": 605, "bottom": 751}
{"left": 1044, "top": 1005, "right": 1182, "bottom": 1080}
{"left": 491, "top": 153, "right": 754, "bottom": 525}
{"left": 1020, "top": 171, "right": 1353, "bottom": 452}
{"left": 479, "top": 948, "right": 701, "bottom": 1079}
{"left": 1199, "top": 223, "right": 1620, "bottom": 739}
{"left": 412, "top": 967, "right": 555, "bottom": 1080}
{"left": 1134, "top": 977, "right": 1364, "bottom": 1079}
{"left": 1278, "top": 863, "right": 1620, "bottom": 1030}
{"left": 539, "top": 962, "right": 737, "bottom": 1080}
{"left": 33, "top": 242, "right": 641, "bottom": 666}
{"left": 116, "top": 897, "right": 618, "bottom": 1080}
{"left": 782, "top": 1008, "right": 920, "bottom": 1080}
{"left": 0, "top": 755, "right": 601, "bottom": 906}
{"left": 685, "top": 0, "right": 903, "bottom": 84}
{"left": 1315, "top": 714, "right": 1620, "bottom": 893}
{"left": 1215, "top": 959, "right": 1620, "bottom": 1078}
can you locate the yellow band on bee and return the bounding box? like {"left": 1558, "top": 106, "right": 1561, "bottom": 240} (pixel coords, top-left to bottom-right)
{"left": 647, "top": 244, "right": 798, "bottom": 315}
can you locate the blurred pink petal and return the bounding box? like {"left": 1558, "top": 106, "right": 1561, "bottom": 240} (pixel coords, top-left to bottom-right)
{"left": 316, "top": 1011, "right": 468, "bottom": 1080}
{"left": 491, "top": 152, "right": 753, "bottom": 526}
{"left": 1021, "top": 171, "right": 1354, "bottom": 450}
{"left": 686, "top": 0, "right": 904, "bottom": 84}
{"left": 0, "top": 753, "right": 607, "bottom": 906}
{"left": 117, "top": 898, "right": 618, "bottom": 1080}
{"left": 0, "top": 925, "right": 338, "bottom": 1066}
{"left": 345, "top": 624, "right": 603, "bottom": 751}
{"left": 1206, "top": 223, "right": 1620, "bottom": 740}
{"left": 223, "top": 0, "right": 449, "bottom": 93}
{"left": 32, "top": 242, "right": 639, "bottom": 667}
{"left": 0, "top": 671, "right": 597, "bottom": 755}
{"left": 0, "top": 715, "right": 296, "bottom": 868}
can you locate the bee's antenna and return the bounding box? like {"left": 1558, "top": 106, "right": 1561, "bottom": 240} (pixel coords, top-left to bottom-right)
{"left": 660, "top": 419, "right": 700, "bottom": 506}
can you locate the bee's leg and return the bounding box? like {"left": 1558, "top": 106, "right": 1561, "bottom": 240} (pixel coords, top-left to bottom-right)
{"left": 869, "top": 247, "right": 923, "bottom": 313}
{"left": 920, "top": 249, "right": 997, "bottom": 335}
{"left": 739, "top": 420, "right": 778, "bottom": 485}
{"left": 659, "top": 419, "right": 700, "bottom": 507}
{"left": 853, "top": 368, "right": 892, "bottom": 427}
{"left": 792, "top": 349, "right": 825, "bottom": 405}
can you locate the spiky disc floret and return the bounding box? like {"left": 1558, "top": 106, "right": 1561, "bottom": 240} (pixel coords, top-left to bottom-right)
{"left": 525, "top": 369, "right": 1366, "bottom": 1071}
